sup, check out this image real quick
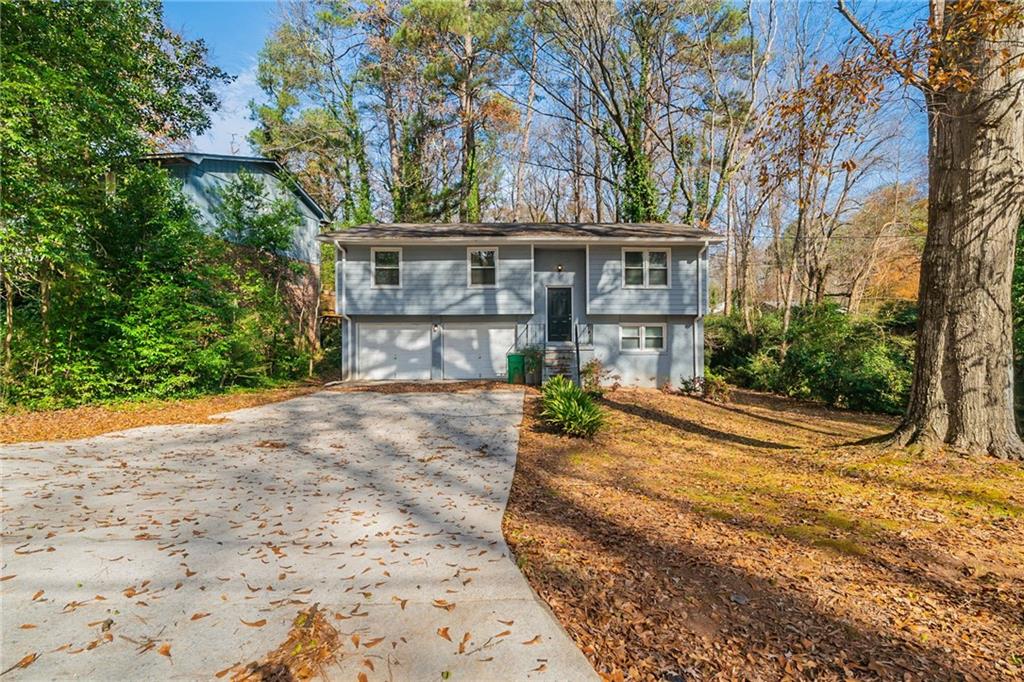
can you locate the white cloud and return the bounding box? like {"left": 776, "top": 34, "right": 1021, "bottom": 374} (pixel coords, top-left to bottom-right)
{"left": 188, "top": 64, "right": 261, "bottom": 155}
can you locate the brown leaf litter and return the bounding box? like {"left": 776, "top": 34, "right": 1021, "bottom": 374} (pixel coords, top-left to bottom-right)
{"left": 504, "top": 387, "right": 1024, "bottom": 681}
{"left": 0, "top": 385, "right": 321, "bottom": 444}
{"left": 230, "top": 604, "right": 342, "bottom": 681}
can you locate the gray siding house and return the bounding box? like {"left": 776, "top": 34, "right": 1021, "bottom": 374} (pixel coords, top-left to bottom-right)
{"left": 319, "top": 223, "right": 722, "bottom": 388}
{"left": 145, "top": 152, "right": 328, "bottom": 264}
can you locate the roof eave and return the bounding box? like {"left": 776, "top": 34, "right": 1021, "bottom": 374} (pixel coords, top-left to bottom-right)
{"left": 316, "top": 234, "right": 724, "bottom": 245}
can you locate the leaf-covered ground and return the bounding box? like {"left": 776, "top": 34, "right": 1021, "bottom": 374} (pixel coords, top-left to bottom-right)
{"left": 503, "top": 388, "right": 1024, "bottom": 681}
{"left": 0, "top": 385, "right": 321, "bottom": 444}
{"left": 1, "top": 389, "right": 594, "bottom": 680}
{"left": 0, "top": 381, "right": 513, "bottom": 445}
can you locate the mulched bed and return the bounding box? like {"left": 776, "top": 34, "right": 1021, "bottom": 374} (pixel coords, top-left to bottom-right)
{"left": 503, "top": 388, "right": 1024, "bottom": 681}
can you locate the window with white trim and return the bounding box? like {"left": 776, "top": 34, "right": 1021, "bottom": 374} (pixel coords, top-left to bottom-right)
{"left": 620, "top": 323, "right": 665, "bottom": 352}
{"left": 468, "top": 247, "right": 497, "bottom": 286}
{"left": 622, "top": 249, "right": 670, "bottom": 288}
{"left": 372, "top": 248, "right": 401, "bottom": 287}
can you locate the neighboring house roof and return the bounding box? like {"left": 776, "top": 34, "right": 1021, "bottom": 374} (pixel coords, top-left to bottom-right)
{"left": 319, "top": 222, "right": 723, "bottom": 244}
{"left": 143, "top": 152, "right": 329, "bottom": 222}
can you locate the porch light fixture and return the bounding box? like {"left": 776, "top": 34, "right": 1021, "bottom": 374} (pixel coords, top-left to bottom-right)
{"left": 556, "top": 263, "right": 564, "bottom": 272}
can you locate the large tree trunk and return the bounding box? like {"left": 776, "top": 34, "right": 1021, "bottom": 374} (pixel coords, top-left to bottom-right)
{"left": 894, "top": 13, "right": 1024, "bottom": 459}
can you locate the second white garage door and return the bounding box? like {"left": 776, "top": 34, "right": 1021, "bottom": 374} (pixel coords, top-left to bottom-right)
{"left": 443, "top": 323, "right": 516, "bottom": 379}
{"left": 357, "top": 323, "right": 432, "bottom": 380}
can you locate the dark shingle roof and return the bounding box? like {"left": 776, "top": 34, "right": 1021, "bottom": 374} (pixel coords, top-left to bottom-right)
{"left": 319, "top": 222, "right": 721, "bottom": 243}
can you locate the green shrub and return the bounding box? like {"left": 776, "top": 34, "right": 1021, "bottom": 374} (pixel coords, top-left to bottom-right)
{"left": 1, "top": 168, "right": 311, "bottom": 409}
{"left": 540, "top": 375, "right": 605, "bottom": 438}
{"left": 706, "top": 304, "right": 913, "bottom": 415}
{"left": 679, "top": 368, "right": 731, "bottom": 402}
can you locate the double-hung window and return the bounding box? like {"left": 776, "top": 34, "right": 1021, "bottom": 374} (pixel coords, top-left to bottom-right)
{"left": 467, "top": 247, "right": 497, "bottom": 287}
{"left": 371, "top": 248, "right": 401, "bottom": 287}
{"left": 622, "top": 248, "right": 670, "bottom": 288}
{"left": 620, "top": 323, "right": 665, "bottom": 352}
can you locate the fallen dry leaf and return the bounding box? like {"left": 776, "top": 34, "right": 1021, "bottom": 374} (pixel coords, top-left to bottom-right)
{"left": 239, "top": 618, "right": 267, "bottom": 628}
{"left": 522, "top": 635, "right": 541, "bottom": 645}
{"left": 2, "top": 652, "right": 38, "bottom": 673}
{"left": 158, "top": 643, "right": 171, "bottom": 658}
{"left": 437, "top": 627, "right": 452, "bottom": 642}
{"left": 191, "top": 612, "right": 210, "bottom": 621}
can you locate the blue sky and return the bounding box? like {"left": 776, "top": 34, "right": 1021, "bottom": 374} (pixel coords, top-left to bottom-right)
{"left": 164, "top": 1, "right": 928, "bottom": 168}
{"left": 162, "top": 1, "right": 277, "bottom": 154}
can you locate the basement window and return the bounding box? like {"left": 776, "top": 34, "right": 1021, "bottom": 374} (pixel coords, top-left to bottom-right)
{"left": 620, "top": 323, "right": 665, "bottom": 352}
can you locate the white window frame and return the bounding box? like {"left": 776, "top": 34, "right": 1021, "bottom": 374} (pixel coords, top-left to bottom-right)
{"left": 466, "top": 246, "right": 499, "bottom": 288}
{"left": 370, "top": 247, "right": 402, "bottom": 288}
{"left": 621, "top": 247, "right": 671, "bottom": 289}
{"left": 619, "top": 323, "right": 667, "bottom": 353}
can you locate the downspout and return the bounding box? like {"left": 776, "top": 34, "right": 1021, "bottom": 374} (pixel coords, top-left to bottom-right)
{"left": 337, "top": 243, "right": 353, "bottom": 381}
{"left": 694, "top": 240, "right": 709, "bottom": 379}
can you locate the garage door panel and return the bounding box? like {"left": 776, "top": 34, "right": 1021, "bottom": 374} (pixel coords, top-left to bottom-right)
{"left": 443, "top": 324, "right": 515, "bottom": 379}
{"left": 357, "top": 324, "right": 432, "bottom": 381}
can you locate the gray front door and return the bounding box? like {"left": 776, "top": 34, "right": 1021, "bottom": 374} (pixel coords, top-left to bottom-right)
{"left": 547, "top": 287, "right": 572, "bottom": 342}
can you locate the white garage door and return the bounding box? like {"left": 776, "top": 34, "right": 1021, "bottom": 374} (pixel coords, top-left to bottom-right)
{"left": 443, "top": 323, "right": 516, "bottom": 379}
{"left": 357, "top": 324, "right": 432, "bottom": 380}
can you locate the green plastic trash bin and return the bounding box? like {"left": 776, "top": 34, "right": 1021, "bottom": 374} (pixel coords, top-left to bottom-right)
{"left": 507, "top": 353, "right": 526, "bottom": 384}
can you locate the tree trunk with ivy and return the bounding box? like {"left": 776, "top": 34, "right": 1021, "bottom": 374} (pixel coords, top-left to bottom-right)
{"left": 893, "top": 11, "right": 1024, "bottom": 459}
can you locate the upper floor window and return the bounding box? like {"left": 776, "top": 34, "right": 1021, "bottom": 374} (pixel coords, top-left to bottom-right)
{"left": 372, "top": 247, "right": 401, "bottom": 287}
{"left": 622, "top": 248, "right": 670, "bottom": 288}
{"left": 468, "top": 247, "right": 497, "bottom": 287}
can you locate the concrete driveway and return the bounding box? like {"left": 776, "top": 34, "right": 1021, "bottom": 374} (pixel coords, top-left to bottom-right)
{"left": 1, "top": 389, "right": 596, "bottom": 681}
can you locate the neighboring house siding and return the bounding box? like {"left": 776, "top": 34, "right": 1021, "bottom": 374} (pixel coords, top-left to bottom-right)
{"left": 165, "top": 159, "right": 322, "bottom": 265}
{"left": 587, "top": 244, "right": 700, "bottom": 315}
{"left": 342, "top": 244, "right": 533, "bottom": 316}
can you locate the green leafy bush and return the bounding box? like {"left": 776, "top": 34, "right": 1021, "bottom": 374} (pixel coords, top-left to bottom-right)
{"left": 540, "top": 375, "right": 605, "bottom": 438}
{"left": 1, "top": 168, "right": 312, "bottom": 409}
{"left": 707, "top": 304, "right": 914, "bottom": 415}
{"left": 679, "top": 369, "right": 731, "bottom": 402}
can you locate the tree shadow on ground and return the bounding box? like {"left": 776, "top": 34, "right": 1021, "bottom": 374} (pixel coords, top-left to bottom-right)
{"left": 601, "top": 396, "right": 799, "bottom": 450}
{"left": 506, "top": 461, "right": 989, "bottom": 680}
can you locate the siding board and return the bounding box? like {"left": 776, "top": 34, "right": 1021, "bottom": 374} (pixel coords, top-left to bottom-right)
{"left": 344, "top": 244, "right": 533, "bottom": 315}
{"left": 587, "top": 244, "right": 699, "bottom": 315}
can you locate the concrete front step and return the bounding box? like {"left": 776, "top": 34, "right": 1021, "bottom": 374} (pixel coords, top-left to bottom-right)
{"left": 543, "top": 346, "right": 577, "bottom": 381}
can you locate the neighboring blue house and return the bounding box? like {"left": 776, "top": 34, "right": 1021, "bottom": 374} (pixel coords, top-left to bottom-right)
{"left": 318, "top": 223, "right": 722, "bottom": 387}
{"left": 145, "top": 152, "right": 328, "bottom": 264}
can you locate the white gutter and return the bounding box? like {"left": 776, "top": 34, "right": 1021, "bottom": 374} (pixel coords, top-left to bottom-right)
{"left": 694, "top": 239, "right": 709, "bottom": 380}
{"left": 337, "top": 245, "right": 353, "bottom": 381}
